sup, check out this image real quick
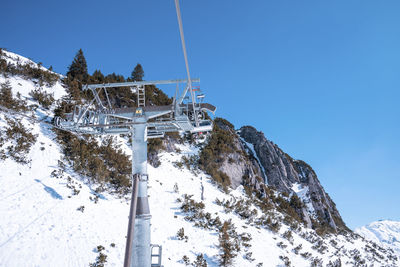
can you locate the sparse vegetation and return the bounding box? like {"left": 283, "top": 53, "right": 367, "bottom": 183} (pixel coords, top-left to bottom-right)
{"left": 89, "top": 245, "right": 107, "bottom": 267}
{"left": 198, "top": 118, "right": 236, "bottom": 189}
{"left": 193, "top": 253, "right": 208, "bottom": 267}
{"left": 177, "top": 227, "right": 188, "bottom": 242}
{"left": 277, "top": 241, "right": 287, "bottom": 249}
{"left": 182, "top": 255, "right": 190, "bottom": 265}
{"left": 282, "top": 230, "right": 294, "bottom": 244}
{"left": 218, "top": 220, "right": 239, "bottom": 266}
{"left": 56, "top": 132, "right": 131, "bottom": 194}
{"left": 0, "top": 118, "right": 37, "bottom": 164}
{"left": 77, "top": 205, "right": 85, "bottom": 212}
{"left": 29, "top": 87, "right": 54, "bottom": 109}
{"left": 311, "top": 239, "right": 328, "bottom": 254}
{"left": 327, "top": 258, "right": 342, "bottom": 267}
{"left": 0, "top": 50, "right": 59, "bottom": 86}
{"left": 0, "top": 81, "right": 29, "bottom": 112}
{"left": 217, "top": 196, "right": 259, "bottom": 225}
{"left": 173, "top": 183, "right": 179, "bottom": 193}
{"left": 279, "top": 255, "right": 291, "bottom": 266}
{"left": 310, "top": 257, "right": 323, "bottom": 267}
{"left": 293, "top": 244, "right": 303, "bottom": 254}
{"left": 244, "top": 251, "right": 255, "bottom": 262}
{"left": 179, "top": 194, "right": 222, "bottom": 230}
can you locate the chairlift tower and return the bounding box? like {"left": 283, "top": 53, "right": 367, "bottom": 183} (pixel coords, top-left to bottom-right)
{"left": 55, "top": 1, "right": 215, "bottom": 265}
{"left": 55, "top": 79, "right": 216, "bottom": 267}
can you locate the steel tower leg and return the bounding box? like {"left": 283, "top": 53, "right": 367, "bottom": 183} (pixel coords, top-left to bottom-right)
{"left": 124, "top": 122, "right": 151, "bottom": 267}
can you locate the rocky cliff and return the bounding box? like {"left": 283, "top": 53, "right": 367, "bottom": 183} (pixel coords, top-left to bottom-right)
{"left": 238, "top": 125, "right": 347, "bottom": 232}
{"left": 202, "top": 119, "right": 348, "bottom": 233}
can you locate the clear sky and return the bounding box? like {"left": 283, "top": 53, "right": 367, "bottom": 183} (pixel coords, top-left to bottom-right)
{"left": 2, "top": 0, "right": 399, "bottom": 229}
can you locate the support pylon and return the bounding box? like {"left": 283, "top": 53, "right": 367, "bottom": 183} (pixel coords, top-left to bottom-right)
{"left": 124, "top": 120, "right": 152, "bottom": 267}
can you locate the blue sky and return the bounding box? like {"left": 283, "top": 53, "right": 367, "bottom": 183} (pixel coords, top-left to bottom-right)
{"left": 2, "top": 0, "right": 399, "bottom": 229}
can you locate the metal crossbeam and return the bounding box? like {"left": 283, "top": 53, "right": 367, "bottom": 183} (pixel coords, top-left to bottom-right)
{"left": 83, "top": 78, "right": 200, "bottom": 90}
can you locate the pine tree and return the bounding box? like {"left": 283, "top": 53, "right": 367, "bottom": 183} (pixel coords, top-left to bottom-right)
{"left": 131, "top": 63, "right": 144, "bottom": 81}
{"left": 218, "top": 221, "right": 237, "bottom": 266}
{"left": 0, "top": 81, "right": 13, "bottom": 108}
{"left": 91, "top": 70, "right": 105, "bottom": 83}
{"left": 66, "top": 49, "right": 88, "bottom": 82}
{"left": 0, "top": 81, "right": 27, "bottom": 111}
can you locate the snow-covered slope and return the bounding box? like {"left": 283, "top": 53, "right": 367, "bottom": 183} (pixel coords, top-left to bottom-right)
{"left": 356, "top": 220, "right": 400, "bottom": 256}
{"left": 1, "top": 50, "right": 65, "bottom": 100}
{"left": 0, "top": 50, "right": 398, "bottom": 266}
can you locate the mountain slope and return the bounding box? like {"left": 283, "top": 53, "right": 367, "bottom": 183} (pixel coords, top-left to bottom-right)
{"left": 0, "top": 49, "right": 398, "bottom": 267}
{"left": 356, "top": 220, "right": 400, "bottom": 256}
{"left": 239, "top": 126, "right": 347, "bottom": 233}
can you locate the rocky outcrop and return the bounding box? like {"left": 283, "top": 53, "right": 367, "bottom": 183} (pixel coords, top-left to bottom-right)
{"left": 218, "top": 135, "right": 264, "bottom": 189}
{"left": 213, "top": 119, "right": 265, "bottom": 190}
{"left": 239, "top": 125, "right": 347, "bottom": 232}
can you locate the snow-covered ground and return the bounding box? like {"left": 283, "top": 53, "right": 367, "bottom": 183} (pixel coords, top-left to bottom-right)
{"left": 356, "top": 220, "right": 400, "bottom": 256}
{"left": 0, "top": 50, "right": 398, "bottom": 266}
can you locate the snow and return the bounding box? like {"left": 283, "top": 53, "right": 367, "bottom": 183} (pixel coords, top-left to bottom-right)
{"left": 2, "top": 50, "right": 58, "bottom": 75}
{"left": 291, "top": 183, "right": 315, "bottom": 216}
{"left": 0, "top": 50, "right": 398, "bottom": 267}
{"left": 0, "top": 114, "right": 395, "bottom": 266}
{"left": 2, "top": 50, "right": 36, "bottom": 67}
{"left": 240, "top": 138, "right": 267, "bottom": 181}
{"left": 0, "top": 49, "right": 66, "bottom": 103}
{"left": 356, "top": 220, "right": 400, "bottom": 255}
{"left": 149, "top": 152, "right": 312, "bottom": 267}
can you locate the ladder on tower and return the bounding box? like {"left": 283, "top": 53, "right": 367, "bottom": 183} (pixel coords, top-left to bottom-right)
{"left": 151, "top": 244, "right": 163, "bottom": 267}
{"left": 137, "top": 85, "right": 145, "bottom": 107}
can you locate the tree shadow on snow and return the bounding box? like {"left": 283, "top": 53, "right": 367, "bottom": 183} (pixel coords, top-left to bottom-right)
{"left": 34, "top": 179, "right": 63, "bottom": 200}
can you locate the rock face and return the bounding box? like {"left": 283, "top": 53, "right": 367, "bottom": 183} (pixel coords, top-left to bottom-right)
{"left": 213, "top": 120, "right": 265, "bottom": 191}
{"left": 238, "top": 125, "right": 347, "bottom": 231}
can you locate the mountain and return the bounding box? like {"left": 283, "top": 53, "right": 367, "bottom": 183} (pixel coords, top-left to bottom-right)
{"left": 356, "top": 220, "right": 400, "bottom": 255}
{"left": 0, "top": 48, "right": 398, "bottom": 266}
{"left": 239, "top": 126, "right": 347, "bottom": 232}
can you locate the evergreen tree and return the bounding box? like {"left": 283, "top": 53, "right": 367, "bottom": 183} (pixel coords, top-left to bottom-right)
{"left": 64, "top": 77, "right": 82, "bottom": 101}
{"left": 91, "top": 70, "right": 105, "bottom": 84}
{"left": 0, "top": 81, "right": 13, "bottom": 108}
{"left": 218, "top": 221, "right": 238, "bottom": 266}
{"left": 0, "top": 81, "right": 27, "bottom": 111}
{"left": 67, "top": 49, "right": 88, "bottom": 82}
{"left": 131, "top": 63, "right": 144, "bottom": 81}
